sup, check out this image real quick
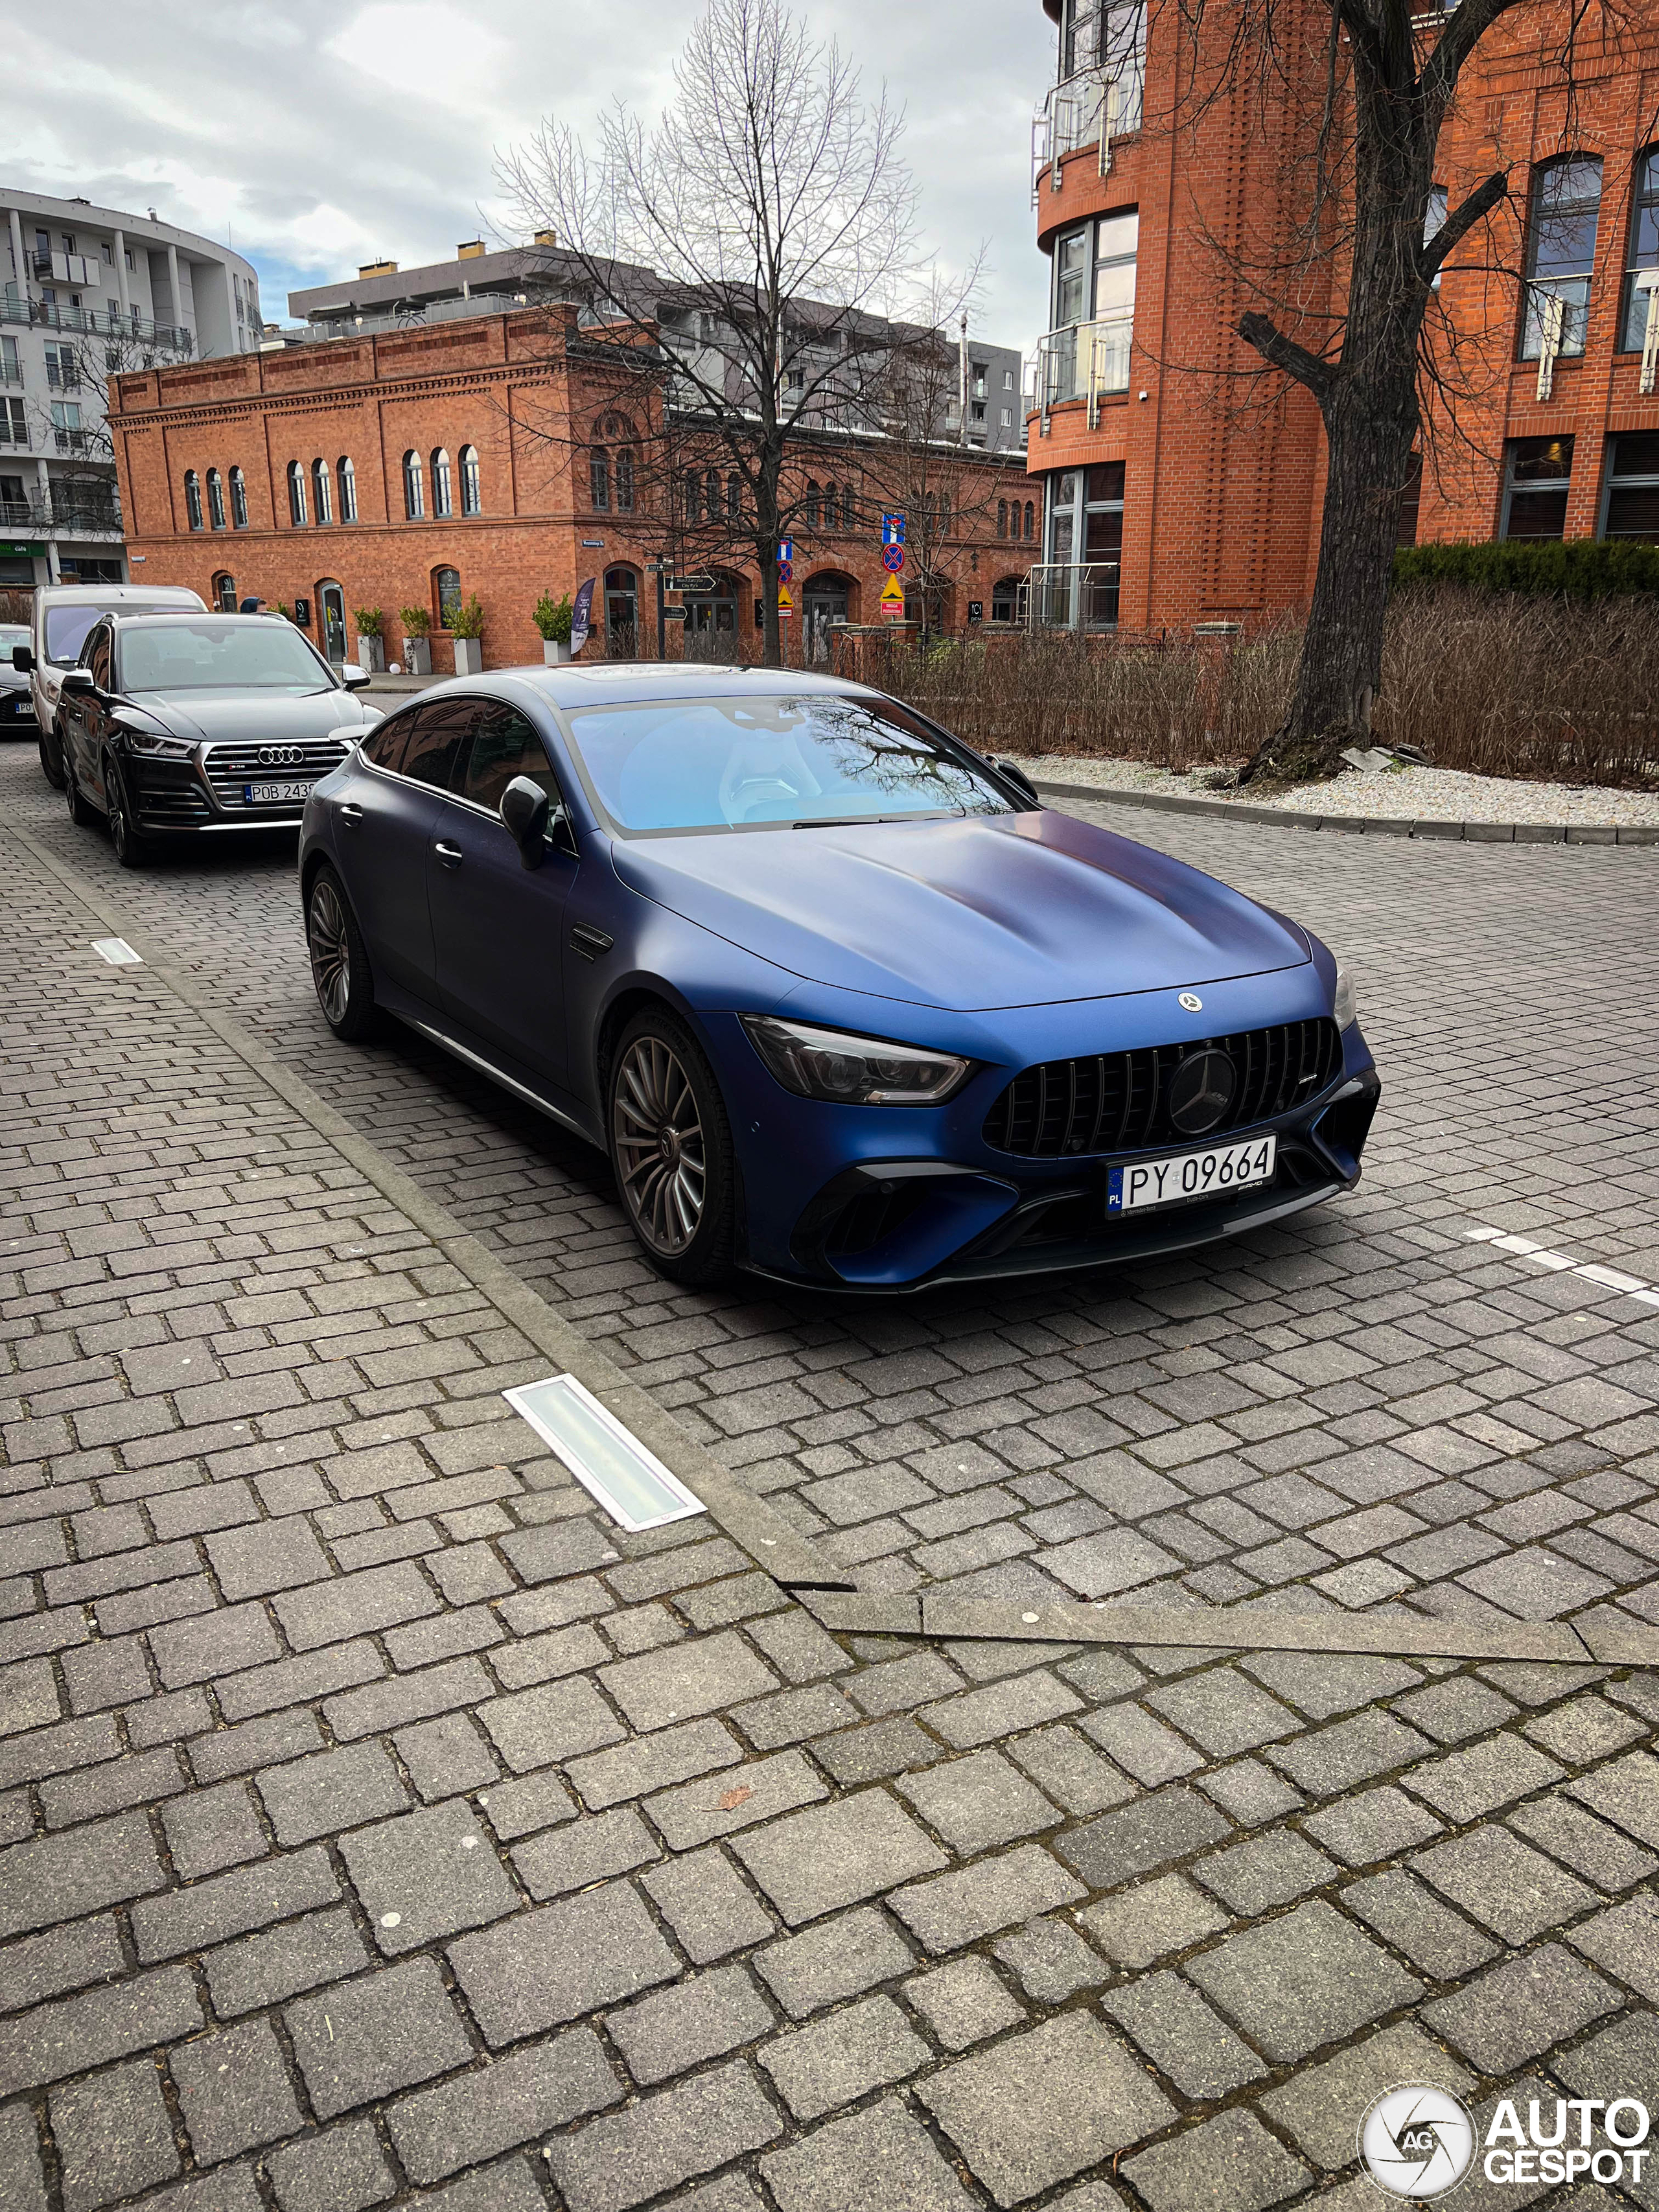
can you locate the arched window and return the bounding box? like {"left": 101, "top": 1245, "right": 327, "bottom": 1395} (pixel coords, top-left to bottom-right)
{"left": 184, "top": 470, "right": 203, "bottom": 531}
{"left": 726, "top": 472, "right": 742, "bottom": 520}
{"left": 402, "top": 450, "right": 424, "bottom": 519}
{"left": 1024, "top": 500, "right": 1035, "bottom": 541}
{"left": 312, "top": 458, "right": 332, "bottom": 526}
{"left": 704, "top": 467, "right": 721, "bottom": 520}
{"left": 1522, "top": 156, "right": 1603, "bottom": 359}
{"left": 213, "top": 573, "right": 236, "bottom": 612}
{"left": 997, "top": 498, "right": 1008, "bottom": 539}
{"left": 336, "top": 456, "right": 357, "bottom": 524}
{"left": 1621, "top": 147, "right": 1659, "bottom": 351}
{"left": 431, "top": 448, "right": 453, "bottom": 518}
{"left": 616, "top": 447, "right": 634, "bottom": 513}
{"left": 459, "top": 445, "right": 481, "bottom": 515}
{"left": 823, "top": 481, "right": 839, "bottom": 529}
{"left": 804, "top": 478, "right": 820, "bottom": 531}
{"left": 229, "top": 466, "right": 248, "bottom": 529}
{"left": 683, "top": 471, "right": 701, "bottom": 524}
{"left": 205, "top": 469, "right": 226, "bottom": 530}
{"left": 590, "top": 448, "right": 610, "bottom": 512}
{"left": 434, "top": 566, "right": 462, "bottom": 629}
{"left": 286, "top": 462, "right": 307, "bottom": 527}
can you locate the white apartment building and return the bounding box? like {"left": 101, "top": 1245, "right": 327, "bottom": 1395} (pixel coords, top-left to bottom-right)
{"left": 1, "top": 189, "right": 262, "bottom": 585}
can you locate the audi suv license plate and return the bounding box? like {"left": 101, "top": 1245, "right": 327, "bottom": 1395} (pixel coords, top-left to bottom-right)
{"left": 244, "top": 779, "right": 314, "bottom": 804}
{"left": 1108, "top": 1134, "right": 1275, "bottom": 1214}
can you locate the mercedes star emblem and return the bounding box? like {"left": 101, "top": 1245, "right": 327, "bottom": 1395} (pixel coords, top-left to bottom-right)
{"left": 1178, "top": 991, "right": 1203, "bottom": 1012}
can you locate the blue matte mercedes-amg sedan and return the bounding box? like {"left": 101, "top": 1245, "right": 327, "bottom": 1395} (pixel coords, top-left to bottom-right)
{"left": 298, "top": 664, "right": 1379, "bottom": 1292}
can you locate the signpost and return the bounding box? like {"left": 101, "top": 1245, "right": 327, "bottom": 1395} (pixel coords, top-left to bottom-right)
{"left": 881, "top": 544, "right": 904, "bottom": 574}
{"left": 881, "top": 512, "right": 905, "bottom": 546}
{"left": 662, "top": 606, "right": 689, "bottom": 624}
{"left": 879, "top": 574, "right": 905, "bottom": 622}
{"left": 778, "top": 584, "right": 793, "bottom": 620}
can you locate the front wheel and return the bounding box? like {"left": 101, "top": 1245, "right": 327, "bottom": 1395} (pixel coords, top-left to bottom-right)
{"left": 105, "top": 754, "right": 151, "bottom": 869}
{"left": 305, "top": 864, "right": 378, "bottom": 1040}
{"left": 38, "top": 721, "right": 65, "bottom": 789}
{"left": 607, "top": 1010, "right": 736, "bottom": 1284}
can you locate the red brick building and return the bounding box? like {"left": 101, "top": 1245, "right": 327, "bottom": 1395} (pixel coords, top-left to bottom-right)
{"left": 1026, "top": 0, "right": 1659, "bottom": 629}
{"left": 107, "top": 307, "right": 1034, "bottom": 671}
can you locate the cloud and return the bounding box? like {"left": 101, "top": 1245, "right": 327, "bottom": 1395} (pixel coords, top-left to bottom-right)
{"left": 7, "top": 0, "right": 1051, "bottom": 350}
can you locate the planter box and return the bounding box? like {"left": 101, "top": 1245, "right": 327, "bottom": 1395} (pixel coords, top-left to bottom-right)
{"left": 453, "top": 638, "right": 483, "bottom": 676}
{"left": 542, "top": 639, "right": 572, "bottom": 666}
{"left": 401, "top": 638, "right": 431, "bottom": 676}
{"left": 354, "top": 635, "right": 384, "bottom": 672}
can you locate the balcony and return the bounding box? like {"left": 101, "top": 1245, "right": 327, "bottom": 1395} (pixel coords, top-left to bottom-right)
{"left": 0, "top": 489, "right": 121, "bottom": 535}
{"left": 1033, "top": 318, "right": 1133, "bottom": 430}
{"left": 1032, "top": 66, "right": 1144, "bottom": 202}
{"left": 1025, "top": 561, "right": 1121, "bottom": 629}
{"left": 0, "top": 296, "right": 191, "bottom": 351}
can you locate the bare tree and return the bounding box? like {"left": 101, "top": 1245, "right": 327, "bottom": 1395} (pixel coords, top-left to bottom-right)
{"left": 500, "top": 0, "right": 968, "bottom": 666}
{"left": 36, "top": 317, "right": 191, "bottom": 530}
{"left": 1152, "top": 0, "right": 1621, "bottom": 784}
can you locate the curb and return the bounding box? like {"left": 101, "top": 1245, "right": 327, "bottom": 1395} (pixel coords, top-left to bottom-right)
{"left": 19, "top": 824, "right": 1659, "bottom": 1673}
{"left": 1034, "top": 776, "right": 1659, "bottom": 845}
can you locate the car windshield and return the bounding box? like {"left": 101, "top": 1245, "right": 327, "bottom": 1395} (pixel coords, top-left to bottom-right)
{"left": 0, "top": 625, "right": 28, "bottom": 647}
{"left": 563, "top": 692, "right": 1010, "bottom": 833}
{"left": 46, "top": 606, "right": 129, "bottom": 666}
{"left": 117, "top": 622, "right": 333, "bottom": 694}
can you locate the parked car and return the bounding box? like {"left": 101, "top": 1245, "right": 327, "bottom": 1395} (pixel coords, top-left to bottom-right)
{"left": 0, "top": 623, "right": 36, "bottom": 736}
{"left": 299, "top": 666, "right": 1379, "bottom": 1291}
{"left": 16, "top": 581, "right": 208, "bottom": 789}
{"left": 58, "top": 611, "right": 380, "bottom": 868}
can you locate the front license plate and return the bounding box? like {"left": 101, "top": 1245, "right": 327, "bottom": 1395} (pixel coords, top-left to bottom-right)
{"left": 1108, "top": 1134, "right": 1276, "bottom": 1215}
{"left": 244, "top": 780, "right": 314, "bottom": 804}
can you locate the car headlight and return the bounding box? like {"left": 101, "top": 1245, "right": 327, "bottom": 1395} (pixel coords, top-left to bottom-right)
{"left": 741, "top": 1016, "right": 972, "bottom": 1106}
{"left": 118, "top": 724, "right": 193, "bottom": 759}
{"left": 1333, "top": 965, "right": 1358, "bottom": 1031}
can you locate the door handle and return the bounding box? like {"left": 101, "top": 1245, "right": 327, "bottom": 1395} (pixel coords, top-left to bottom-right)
{"left": 570, "top": 924, "right": 614, "bottom": 961}
{"left": 434, "top": 840, "right": 464, "bottom": 869}
{"left": 338, "top": 802, "right": 364, "bottom": 826}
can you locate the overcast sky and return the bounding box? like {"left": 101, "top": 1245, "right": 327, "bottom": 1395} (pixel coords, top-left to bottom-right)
{"left": 12, "top": 0, "right": 1056, "bottom": 352}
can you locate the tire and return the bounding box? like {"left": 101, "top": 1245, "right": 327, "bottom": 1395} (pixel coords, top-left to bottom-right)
{"left": 64, "top": 745, "right": 97, "bottom": 827}
{"left": 104, "top": 754, "right": 151, "bottom": 870}
{"left": 305, "top": 863, "right": 378, "bottom": 1041}
{"left": 38, "top": 719, "right": 65, "bottom": 789}
{"left": 607, "top": 1008, "right": 737, "bottom": 1285}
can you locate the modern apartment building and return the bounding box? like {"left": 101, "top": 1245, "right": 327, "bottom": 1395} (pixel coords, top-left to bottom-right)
{"left": 1023, "top": 1, "right": 1659, "bottom": 629}
{"left": 1, "top": 189, "right": 261, "bottom": 585}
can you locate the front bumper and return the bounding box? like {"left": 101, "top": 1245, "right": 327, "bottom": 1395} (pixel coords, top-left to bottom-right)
{"left": 2, "top": 688, "right": 38, "bottom": 730}
{"left": 125, "top": 741, "right": 353, "bottom": 835}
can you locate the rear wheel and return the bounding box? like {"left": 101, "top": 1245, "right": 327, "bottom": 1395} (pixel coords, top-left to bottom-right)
{"left": 607, "top": 1009, "right": 736, "bottom": 1284}
{"left": 38, "top": 720, "right": 65, "bottom": 789}
{"left": 104, "top": 754, "right": 151, "bottom": 870}
{"left": 305, "top": 864, "right": 378, "bottom": 1040}
{"left": 64, "top": 745, "right": 97, "bottom": 827}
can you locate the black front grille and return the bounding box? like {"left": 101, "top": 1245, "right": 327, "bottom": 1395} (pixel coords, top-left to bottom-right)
{"left": 132, "top": 761, "right": 211, "bottom": 825}
{"left": 983, "top": 1018, "right": 1342, "bottom": 1158}
{"left": 203, "top": 739, "right": 349, "bottom": 809}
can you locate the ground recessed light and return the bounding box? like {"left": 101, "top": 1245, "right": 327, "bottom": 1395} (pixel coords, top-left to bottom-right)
{"left": 503, "top": 1373, "right": 705, "bottom": 1532}
{"left": 92, "top": 937, "right": 142, "bottom": 966}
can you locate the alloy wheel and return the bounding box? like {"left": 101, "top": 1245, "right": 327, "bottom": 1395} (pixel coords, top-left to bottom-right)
{"left": 612, "top": 1035, "right": 706, "bottom": 1255}
{"left": 106, "top": 767, "right": 130, "bottom": 861}
{"left": 307, "top": 876, "right": 351, "bottom": 1027}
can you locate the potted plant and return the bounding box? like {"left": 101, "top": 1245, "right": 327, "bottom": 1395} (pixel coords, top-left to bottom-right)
{"left": 534, "top": 590, "right": 574, "bottom": 665}
{"left": 449, "top": 594, "right": 485, "bottom": 676}
{"left": 353, "top": 607, "right": 385, "bottom": 673}
{"left": 399, "top": 604, "right": 432, "bottom": 677}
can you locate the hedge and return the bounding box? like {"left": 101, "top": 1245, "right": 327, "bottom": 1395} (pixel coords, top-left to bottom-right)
{"left": 1392, "top": 537, "right": 1659, "bottom": 598}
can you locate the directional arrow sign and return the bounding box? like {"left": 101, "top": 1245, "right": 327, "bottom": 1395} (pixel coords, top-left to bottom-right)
{"left": 675, "top": 574, "right": 718, "bottom": 594}
{"left": 661, "top": 606, "right": 689, "bottom": 623}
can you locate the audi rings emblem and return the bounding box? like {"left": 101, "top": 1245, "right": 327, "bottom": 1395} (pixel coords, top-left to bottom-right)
{"left": 257, "top": 745, "right": 303, "bottom": 768}
{"left": 1178, "top": 991, "right": 1203, "bottom": 1012}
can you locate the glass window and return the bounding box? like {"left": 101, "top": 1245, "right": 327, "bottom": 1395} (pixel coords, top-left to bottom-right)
{"left": 1502, "top": 434, "right": 1573, "bottom": 539}
{"left": 434, "top": 566, "right": 462, "bottom": 628}
{"left": 459, "top": 445, "right": 481, "bottom": 515}
{"left": 1053, "top": 227, "right": 1089, "bottom": 328}
{"left": 206, "top": 469, "right": 226, "bottom": 530}
{"left": 564, "top": 693, "right": 1010, "bottom": 835}
{"left": 361, "top": 707, "right": 416, "bottom": 774}
{"left": 590, "top": 447, "right": 610, "bottom": 511}
{"left": 1520, "top": 157, "right": 1602, "bottom": 358}
{"left": 726, "top": 471, "right": 741, "bottom": 519}
{"left": 287, "top": 460, "right": 307, "bottom": 527}
{"left": 432, "top": 448, "right": 452, "bottom": 518}
{"left": 403, "top": 450, "right": 424, "bottom": 518}
{"left": 682, "top": 471, "right": 701, "bottom": 524}
{"left": 459, "top": 702, "right": 558, "bottom": 813}
{"left": 213, "top": 573, "right": 237, "bottom": 611}
{"left": 85, "top": 625, "right": 113, "bottom": 690}
{"left": 1425, "top": 185, "right": 1449, "bottom": 287}
{"left": 616, "top": 448, "right": 634, "bottom": 512}
{"left": 805, "top": 479, "right": 821, "bottom": 530}
{"left": 1619, "top": 148, "right": 1659, "bottom": 352}
{"left": 312, "top": 458, "right": 332, "bottom": 526}
{"left": 229, "top": 466, "right": 248, "bottom": 528}
{"left": 401, "top": 701, "right": 474, "bottom": 790}
{"left": 1601, "top": 430, "right": 1659, "bottom": 539}
{"left": 336, "top": 456, "right": 357, "bottom": 523}
{"left": 997, "top": 498, "right": 1008, "bottom": 537}
{"left": 705, "top": 467, "right": 721, "bottom": 518}
{"left": 116, "top": 618, "right": 333, "bottom": 693}
{"left": 184, "top": 471, "right": 203, "bottom": 531}
{"left": 1040, "top": 465, "right": 1122, "bottom": 627}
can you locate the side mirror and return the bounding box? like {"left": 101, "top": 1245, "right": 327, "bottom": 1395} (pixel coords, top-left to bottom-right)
{"left": 11, "top": 644, "right": 32, "bottom": 672}
{"left": 340, "top": 663, "right": 371, "bottom": 690}
{"left": 994, "top": 755, "right": 1041, "bottom": 809}
{"left": 60, "top": 668, "right": 95, "bottom": 694}
{"left": 500, "top": 774, "right": 550, "bottom": 868}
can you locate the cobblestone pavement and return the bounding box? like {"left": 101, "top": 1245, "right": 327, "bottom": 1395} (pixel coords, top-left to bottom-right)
{"left": 4, "top": 745, "right": 1659, "bottom": 2210}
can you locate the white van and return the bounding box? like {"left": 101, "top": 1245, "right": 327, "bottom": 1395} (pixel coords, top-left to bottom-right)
{"left": 17, "top": 581, "right": 206, "bottom": 787}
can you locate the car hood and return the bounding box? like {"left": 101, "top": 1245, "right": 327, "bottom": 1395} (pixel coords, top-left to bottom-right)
{"left": 611, "top": 809, "right": 1310, "bottom": 1011}
{"left": 126, "top": 690, "right": 373, "bottom": 744}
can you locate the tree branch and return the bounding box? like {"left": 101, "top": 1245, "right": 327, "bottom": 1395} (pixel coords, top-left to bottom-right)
{"left": 1236, "top": 310, "right": 1338, "bottom": 398}
{"left": 1420, "top": 169, "right": 1511, "bottom": 281}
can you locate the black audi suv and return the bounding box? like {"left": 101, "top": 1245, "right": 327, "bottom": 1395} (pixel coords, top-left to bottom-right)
{"left": 55, "top": 611, "right": 382, "bottom": 867}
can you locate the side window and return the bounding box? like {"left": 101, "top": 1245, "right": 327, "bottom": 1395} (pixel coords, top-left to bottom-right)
{"left": 86, "top": 626, "right": 113, "bottom": 690}
{"left": 459, "top": 702, "right": 559, "bottom": 814}
{"left": 360, "top": 706, "right": 419, "bottom": 775}
{"left": 401, "top": 702, "right": 476, "bottom": 791}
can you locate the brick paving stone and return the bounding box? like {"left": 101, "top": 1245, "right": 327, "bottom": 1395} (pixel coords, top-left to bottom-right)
{"left": 172, "top": 2016, "right": 304, "bottom": 2163}
{"left": 905, "top": 1955, "right": 1027, "bottom": 2049}
{"left": 0, "top": 1966, "right": 201, "bottom": 2096}
{"left": 1056, "top": 1784, "right": 1233, "bottom": 1890}
{"left": 761, "top": 2097, "right": 977, "bottom": 2212}
{"left": 1185, "top": 1900, "right": 1423, "bottom": 2062}
{"left": 609, "top": 1964, "right": 775, "bottom": 2086}
{"left": 1422, "top": 1942, "right": 1621, "bottom": 2073}
{"left": 160, "top": 1780, "right": 270, "bottom": 1880}
{"left": 1392, "top": 1675, "right": 1519, "bottom": 1745}
{"left": 896, "top": 1747, "right": 1059, "bottom": 1852}
{"left": 1405, "top": 1734, "right": 1565, "bottom": 1822}
{"left": 601, "top": 1631, "right": 780, "bottom": 1730}
{"left": 1267, "top": 1710, "right": 1435, "bottom": 1797}
{"left": 478, "top": 1677, "right": 627, "bottom": 1771}
{"left": 923, "top": 1668, "right": 1083, "bottom": 1748}
{"left": 544, "top": 2058, "right": 782, "bottom": 2212}
{"left": 286, "top": 1957, "right": 472, "bottom": 2119}
{"left": 132, "top": 1846, "right": 339, "bottom": 1963}
{"left": 395, "top": 1712, "right": 500, "bottom": 1801}
{"left": 1340, "top": 1869, "right": 1501, "bottom": 1980}
{"left": 1553, "top": 2008, "right": 1659, "bottom": 2115}
{"left": 386, "top": 2029, "right": 623, "bottom": 2182}
{"left": 476, "top": 1769, "right": 577, "bottom": 1841}
{"left": 50, "top": 2058, "right": 179, "bottom": 2211}
{"left": 1079, "top": 1703, "right": 1203, "bottom": 1786}
{"left": 448, "top": 1883, "right": 678, "bottom": 2043}
{"left": 1199, "top": 1756, "right": 1305, "bottom": 1828}
{"left": 891, "top": 1841, "right": 1085, "bottom": 1952}
{"left": 992, "top": 1913, "right": 1111, "bottom": 2001}
{"left": 1567, "top": 1749, "right": 1659, "bottom": 1847}
{"left": 1104, "top": 1969, "right": 1268, "bottom": 2097}
{"left": 845, "top": 1649, "right": 966, "bottom": 1718}
{"left": 759, "top": 1992, "right": 931, "bottom": 2119}
{"left": 514, "top": 1806, "right": 659, "bottom": 1896}
{"left": 642, "top": 1846, "right": 778, "bottom": 1966}
{"left": 1079, "top": 1871, "right": 1230, "bottom": 1967}
{"left": 1258, "top": 2020, "right": 1474, "bottom": 2170}
{"left": 341, "top": 1797, "right": 520, "bottom": 1951}
{"left": 1414, "top": 1824, "right": 1598, "bottom": 1946}
{"left": 0, "top": 1810, "right": 166, "bottom": 1938}
{"left": 257, "top": 1743, "right": 410, "bottom": 1846}
{"left": 1301, "top": 1784, "right": 1445, "bottom": 1867}
{"left": 273, "top": 1559, "right": 439, "bottom": 1650}
{"left": 1193, "top": 1828, "right": 1338, "bottom": 1913}
{"left": 732, "top": 1789, "right": 947, "bottom": 1925}
{"left": 204, "top": 1906, "right": 374, "bottom": 2017}
{"left": 811, "top": 1716, "right": 940, "bottom": 1786}
{"left": 567, "top": 1717, "right": 742, "bottom": 1810}
{"left": 753, "top": 1903, "right": 914, "bottom": 2017}
{"left": 1241, "top": 1651, "right": 1423, "bottom": 1719}
{"left": 1509, "top": 1793, "right": 1659, "bottom": 1891}
{"left": 0, "top": 1916, "right": 128, "bottom": 2012}
{"left": 1006, "top": 1722, "right": 1136, "bottom": 1815}
{"left": 647, "top": 1749, "right": 830, "bottom": 1851}
{"left": 918, "top": 2012, "right": 1177, "bottom": 2207}
{"left": 1569, "top": 1892, "right": 1659, "bottom": 2000}
{"left": 150, "top": 1602, "right": 282, "bottom": 1688}
{"left": 204, "top": 1515, "right": 330, "bottom": 1600}
{"left": 1122, "top": 2110, "right": 1310, "bottom": 2212}
{"left": 266, "top": 2120, "right": 397, "bottom": 2212}
{"left": 1144, "top": 1669, "right": 1302, "bottom": 1757}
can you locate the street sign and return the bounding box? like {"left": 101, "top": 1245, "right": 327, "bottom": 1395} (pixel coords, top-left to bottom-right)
{"left": 675, "top": 574, "right": 717, "bottom": 594}
{"left": 777, "top": 557, "right": 793, "bottom": 585}
{"left": 662, "top": 606, "right": 689, "bottom": 623}
{"left": 881, "top": 511, "right": 905, "bottom": 546}
{"left": 881, "top": 544, "right": 904, "bottom": 574}
{"left": 778, "top": 538, "right": 793, "bottom": 564}
{"left": 778, "top": 585, "right": 794, "bottom": 611}
{"left": 879, "top": 574, "right": 905, "bottom": 605}
{"left": 968, "top": 601, "right": 984, "bottom": 623}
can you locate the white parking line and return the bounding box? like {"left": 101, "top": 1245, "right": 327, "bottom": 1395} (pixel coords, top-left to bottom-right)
{"left": 1465, "top": 1223, "right": 1659, "bottom": 1310}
